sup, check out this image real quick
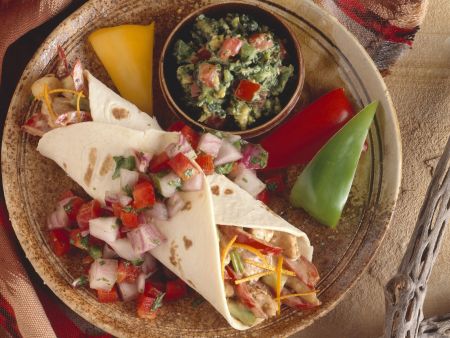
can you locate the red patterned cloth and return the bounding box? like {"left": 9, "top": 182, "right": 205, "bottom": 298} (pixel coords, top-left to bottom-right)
{"left": 0, "top": 0, "right": 428, "bottom": 337}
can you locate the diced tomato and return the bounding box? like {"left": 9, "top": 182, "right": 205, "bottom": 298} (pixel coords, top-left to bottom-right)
{"left": 220, "top": 226, "right": 282, "bottom": 255}
{"left": 97, "top": 286, "right": 119, "bottom": 303}
{"left": 248, "top": 33, "right": 274, "bottom": 51}
{"left": 218, "top": 37, "right": 243, "bottom": 60}
{"left": 256, "top": 189, "right": 269, "bottom": 204}
{"left": 49, "top": 229, "right": 70, "bottom": 256}
{"left": 165, "top": 279, "right": 188, "bottom": 301}
{"left": 234, "top": 79, "right": 261, "bottom": 102}
{"left": 190, "top": 82, "right": 201, "bottom": 98}
{"left": 145, "top": 281, "right": 166, "bottom": 295}
{"left": 264, "top": 174, "right": 286, "bottom": 193}
{"left": 136, "top": 294, "right": 158, "bottom": 319}
{"left": 76, "top": 200, "right": 101, "bottom": 230}
{"left": 149, "top": 151, "right": 170, "bottom": 173}
{"left": 69, "top": 229, "right": 88, "bottom": 250}
{"left": 62, "top": 196, "right": 84, "bottom": 221}
{"left": 133, "top": 181, "right": 156, "bottom": 209}
{"left": 168, "top": 121, "right": 186, "bottom": 132}
{"left": 112, "top": 202, "right": 122, "bottom": 218}
{"left": 195, "top": 153, "right": 214, "bottom": 175}
{"left": 117, "top": 260, "right": 140, "bottom": 283}
{"left": 180, "top": 125, "right": 200, "bottom": 149}
{"left": 168, "top": 153, "right": 199, "bottom": 181}
{"left": 198, "top": 63, "right": 218, "bottom": 88}
{"left": 120, "top": 209, "right": 139, "bottom": 229}
{"left": 59, "top": 190, "right": 74, "bottom": 201}
{"left": 196, "top": 47, "right": 212, "bottom": 61}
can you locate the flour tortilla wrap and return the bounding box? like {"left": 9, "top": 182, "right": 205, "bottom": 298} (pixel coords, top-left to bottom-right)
{"left": 85, "top": 71, "right": 161, "bottom": 131}
{"left": 37, "top": 122, "right": 178, "bottom": 203}
{"left": 37, "top": 76, "right": 315, "bottom": 329}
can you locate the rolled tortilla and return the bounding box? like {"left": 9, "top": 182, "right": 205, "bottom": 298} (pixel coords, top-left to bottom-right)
{"left": 37, "top": 75, "right": 315, "bottom": 330}
{"left": 37, "top": 122, "right": 178, "bottom": 203}
{"left": 85, "top": 71, "right": 161, "bottom": 131}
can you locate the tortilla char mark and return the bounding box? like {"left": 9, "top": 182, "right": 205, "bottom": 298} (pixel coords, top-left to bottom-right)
{"left": 183, "top": 236, "right": 193, "bottom": 250}
{"left": 182, "top": 201, "right": 192, "bottom": 211}
{"left": 224, "top": 188, "right": 233, "bottom": 195}
{"left": 211, "top": 185, "right": 220, "bottom": 195}
{"left": 99, "top": 154, "right": 114, "bottom": 176}
{"left": 112, "top": 107, "right": 129, "bottom": 120}
{"left": 84, "top": 148, "right": 97, "bottom": 186}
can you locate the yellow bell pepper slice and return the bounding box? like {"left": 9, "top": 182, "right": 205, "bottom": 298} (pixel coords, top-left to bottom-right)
{"left": 88, "top": 23, "right": 155, "bottom": 114}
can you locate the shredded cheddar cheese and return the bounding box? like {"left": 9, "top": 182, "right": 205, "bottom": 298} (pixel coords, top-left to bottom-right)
{"left": 48, "top": 89, "right": 85, "bottom": 97}
{"left": 243, "top": 259, "right": 296, "bottom": 276}
{"left": 277, "top": 290, "right": 319, "bottom": 300}
{"left": 232, "top": 243, "right": 268, "bottom": 265}
{"left": 276, "top": 256, "right": 283, "bottom": 315}
{"left": 43, "top": 84, "right": 58, "bottom": 121}
{"left": 76, "top": 90, "right": 83, "bottom": 118}
{"left": 234, "top": 271, "right": 274, "bottom": 285}
{"left": 221, "top": 235, "right": 237, "bottom": 280}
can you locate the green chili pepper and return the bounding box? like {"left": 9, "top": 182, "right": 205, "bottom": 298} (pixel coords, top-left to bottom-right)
{"left": 230, "top": 250, "right": 244, "bottom": 274}
{"left": 290, "top": 101, "right": 378, "bottom": 227}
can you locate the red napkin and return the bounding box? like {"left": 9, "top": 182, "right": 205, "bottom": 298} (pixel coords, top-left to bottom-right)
{"left": 0, "top": 0, "right": 428, "bottom": 337}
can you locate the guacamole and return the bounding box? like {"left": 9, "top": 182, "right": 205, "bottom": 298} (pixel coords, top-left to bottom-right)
{"left": 173, "top": 13, "right": 294, "bottom": 130}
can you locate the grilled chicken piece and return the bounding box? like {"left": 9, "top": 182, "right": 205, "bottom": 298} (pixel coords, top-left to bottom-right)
{"left": 285, "top": 276, "right": 321, "bottom": 306}
{"left": 249, "top": 228, "right": 274, "bottom": 243}
{"left": 225, "top": 281, "right": 235, "bottom": 297}
{"left": 270, "top": 232, "right": 300, "bottom": 260}
{"left": 247, "top": 282, "right": 277, "bottom": 318}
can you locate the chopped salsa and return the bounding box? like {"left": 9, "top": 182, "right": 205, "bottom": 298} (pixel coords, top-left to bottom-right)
{"left": 173, "top": 13, "right": 295, "bottom": 130}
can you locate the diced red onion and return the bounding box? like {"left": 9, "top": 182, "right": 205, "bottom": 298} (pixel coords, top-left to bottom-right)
{"left": 197, "top": 133, "right": 223, "bottom": 157}
{"left": 147, "top": 202, "right": 169, "bottom": 221}
{"left": 89, "top": 217, "right": 119, "bottom": 243}
{"left": 47, "top": 205, "right": 69, "bottom": 229}
{"left": 226, "top": 134, "right": 241, "bottom": 144}
{"left": 165, "top": 135, "right": 193, "bottom": 158}
{"left": 181, "top": 173, "right": 203, "bottom": 192}
{"left": 214, "top": 141, "right": 243, "bottom": 166}
{"left": 134, "top": 150, "right": 152, "bottom": 173}
{"left": 119, "top": 194, "right": 133, "bottom": 207}
{"left": 137, "top": 273, "right": 146, "bottom": 293}
{"left": 89, "top": 258, "right": 118, "bottom": 291}
{"left": 120, "top": 169, "right": 139, "bottom": 190}
{"left": 127, "top": 224, "right": 166, "bottom": 254}
{"left": 142, "top": 253, "right": 158, "bottom": 275}
{"left": 118, "top": 281, "right": 139, "bottom": 301}
{"left": 241, "top": 144, "right": 268, "bottom": 170}
{"left": 81, "top": 229, "right": 90, "bottom": 237}
{"left": 184, "top": 149, "right": 197, "bottom": 160}
{"left": 104, "top": 191, "right": 119, "bottom": 207}
{"left": 233, "top": 168, "right": 266, "bottom": 197}
{"left": 103, "top": 244, "right": 118, "bottom": 259}
{"left": 157, "top": 172, "right": 180, "bottom": 198}
{"left": 166, "top": 192, "right": 186, "bottom": 218}
{"left": 108, "top": 237, "right": 143, "bottom": 261}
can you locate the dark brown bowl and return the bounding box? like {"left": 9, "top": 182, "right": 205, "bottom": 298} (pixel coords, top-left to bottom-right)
{"left": 159, "top": 1, "right": 305, "bottom": 139}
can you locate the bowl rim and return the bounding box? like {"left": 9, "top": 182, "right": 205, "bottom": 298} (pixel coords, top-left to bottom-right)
{"left": 158, "top": 0, "right": 305, "bottom": 138}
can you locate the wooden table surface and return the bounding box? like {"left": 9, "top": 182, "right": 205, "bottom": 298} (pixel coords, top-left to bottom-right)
{"left": 0, "top": 1, "right": 448, "bottom": 337}
{"left": 296, "top": 0, "right": 450, "bottom": 337}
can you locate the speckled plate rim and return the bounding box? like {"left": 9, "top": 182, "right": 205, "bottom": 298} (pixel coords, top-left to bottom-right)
{"left": 1, "top": 0, "right": 402, "bottom": 336}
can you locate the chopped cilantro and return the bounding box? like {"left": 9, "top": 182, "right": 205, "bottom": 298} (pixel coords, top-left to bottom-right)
{"left": 122, "top": 205, "right": 134, "bottom": 213}
{"left": 266, "top": 182, "right": 278, "bottom": 192}
{"left": 63, "top": 199, "right": 73, "bottom": 213}
{"left": 131, "top": 258, "right": 144, "bottom": 266}
{"left": 151, "top": 292, "right": 165, "bottom": 312}
{"left": 72, "top": 275, "right": 88, "bottom": 287}
{"left": 215, "top": 162, "right": 234, "bottom": 175}
{"left": 249, "top": 148, "right": 268, "bottom": 168}
{"left": 89, "top": 246, "right": 102, "bottom": 259}
{"left": 112, "top": 156, "right": 136, "bottom": 179}
{"left": 123, "top": 184, "right": 133, "bottom": 197}
{"left": 184, "top": 168, "right": 194, "bottom": 178}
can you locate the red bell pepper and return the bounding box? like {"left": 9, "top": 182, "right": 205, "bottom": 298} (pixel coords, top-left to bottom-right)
{"left": 117, "top": 260, "right": 140, "bottom": 283}
{"left": 97, "top": 286, "right": 120, "bottom": 303}
{"left": 76, "top": 200, "right": 101, "bottom": 230}
{"left": 133, "top": 181, "right": 156, "bottom": 209}
{"left": 261, "top": 88, "right": 355, "bottom": 169}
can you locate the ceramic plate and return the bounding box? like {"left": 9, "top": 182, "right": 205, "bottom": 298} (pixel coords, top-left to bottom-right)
{"left": 1, "top": 0, "right": 401, "bottom": 336}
